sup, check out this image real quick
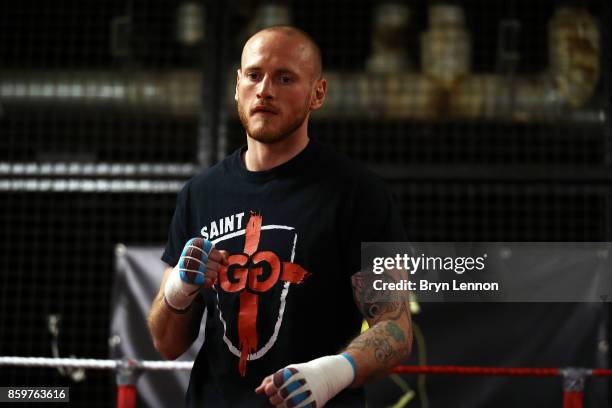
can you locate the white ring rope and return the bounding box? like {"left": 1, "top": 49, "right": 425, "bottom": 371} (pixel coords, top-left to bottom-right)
{"left": 0, "top": 357, "right": 193, "bottom": 371}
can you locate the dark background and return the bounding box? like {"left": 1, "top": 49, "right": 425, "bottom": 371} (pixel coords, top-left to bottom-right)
{"left": 0, "top": 1, "right": 610, "bottom": 407}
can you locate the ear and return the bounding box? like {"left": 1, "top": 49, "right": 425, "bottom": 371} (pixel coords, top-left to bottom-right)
{"left": 235, "top": 69, "right": 241, "bottom": 102}
{"left": 309, "top": 78, "right": 327, "bottom": 111}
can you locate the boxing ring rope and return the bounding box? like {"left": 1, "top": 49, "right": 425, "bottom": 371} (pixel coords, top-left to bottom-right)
{"left": 0, "top": 357, "right": 192, "bottom": 408}
{"left": 392, "top": 366, "right": 612, "bottom": 408}
{"left": 1, "top": 357, "right": 611, "bottom": 408}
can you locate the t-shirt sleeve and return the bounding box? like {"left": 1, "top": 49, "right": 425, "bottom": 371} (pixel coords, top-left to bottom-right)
{"left": 161, "top": 182, "right": 192, "bottom": 267}
{"left": 345, "top": 173, "right": 406, "bottom": 276}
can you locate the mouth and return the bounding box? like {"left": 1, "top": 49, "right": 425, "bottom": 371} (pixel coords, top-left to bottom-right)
{"left": 251, "top": 106, "right": 277, "bottom": 115}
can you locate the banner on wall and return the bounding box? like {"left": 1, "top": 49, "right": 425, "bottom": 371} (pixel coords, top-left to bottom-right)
{"left": 111, "top": 246, "right": 205, "bottom": 408}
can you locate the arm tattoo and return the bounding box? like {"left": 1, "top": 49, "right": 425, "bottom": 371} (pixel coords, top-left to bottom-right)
{"left": 351, "top": 272, "right": 409, "bottom": 325}
{"left": 348, "top": 271, "right": 412, "bottom": 369}
{"left": 346, "top": 323, "right": 396, "bottom": 364}
{"left": 385, "top": 321, "right": 406, "bottom": 343}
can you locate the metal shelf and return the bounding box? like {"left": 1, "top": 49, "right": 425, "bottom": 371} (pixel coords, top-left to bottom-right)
{"left": 0, "top": 162, "right": 198, "bottom": 178}
{"left": 0, "top": 178, "right": 185, "bottom": 193}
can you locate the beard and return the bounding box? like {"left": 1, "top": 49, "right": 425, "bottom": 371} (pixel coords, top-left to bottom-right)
{"left": 237, "top": 99, "right": 310, "bottom": 144}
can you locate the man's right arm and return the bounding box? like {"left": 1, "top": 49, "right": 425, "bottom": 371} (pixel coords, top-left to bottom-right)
{"left": 148, "top": 237, "right": 227, "bottom": 360}
{"left": 147, "top": 266, "right": 206, "bottom": 360}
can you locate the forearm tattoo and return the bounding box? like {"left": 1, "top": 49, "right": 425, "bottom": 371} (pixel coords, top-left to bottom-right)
{"left": 348, "top": 271, "right": 412, "bottom": 368}
{"left": 385, "top": 320, "right": 406, "bottom": 344}
{"left": 346, "top": 322, "right": 396, "bottom": 363}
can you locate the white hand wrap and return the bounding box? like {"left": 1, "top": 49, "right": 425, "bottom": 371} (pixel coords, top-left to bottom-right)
{"left": 163, "top": 237, "right": 214, "bottom": 312}
{"left": 163, "top": 264, "right": 201, "bottom": 311}
{"left": 272, "top": 353, "right": 356, "bottom": 408}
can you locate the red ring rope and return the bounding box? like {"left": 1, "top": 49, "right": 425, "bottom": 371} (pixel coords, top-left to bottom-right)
{"left": 393, "top": 365, "right": 612, "bottom": 377}
{"left": 392, "top": 365, "right": 612, "bottom": 408}
{"left": 392, "top": 365, "right": 559, "bottom": 376}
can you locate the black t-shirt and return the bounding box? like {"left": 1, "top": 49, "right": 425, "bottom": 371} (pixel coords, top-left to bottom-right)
{"left": 162, "top": 139, "right": 405, "bottom": 407}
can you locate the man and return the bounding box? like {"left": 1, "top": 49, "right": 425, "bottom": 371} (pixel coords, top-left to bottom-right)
{"left": 148, "top": 25, "right": 412, "bottom": 407}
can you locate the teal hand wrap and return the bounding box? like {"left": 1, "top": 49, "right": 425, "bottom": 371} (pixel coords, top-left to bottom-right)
{"left": 178, "top": 237, "right": 214, "bottom": 285}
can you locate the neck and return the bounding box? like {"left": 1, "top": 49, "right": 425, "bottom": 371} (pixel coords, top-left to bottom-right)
{"left": 243, "top": 131, "right": 309, "bottom": 172}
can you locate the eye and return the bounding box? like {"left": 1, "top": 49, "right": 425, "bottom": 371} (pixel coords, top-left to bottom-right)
{"left": 246, "top": 72, "right": 260, "bottom": 81}
{"left": 279, "top": 75, "right": 292, "bottom": 84}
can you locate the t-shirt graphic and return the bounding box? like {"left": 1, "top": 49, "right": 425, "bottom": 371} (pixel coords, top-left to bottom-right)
{"left": 215, "top": 212, "right": 310, "bottom": 376}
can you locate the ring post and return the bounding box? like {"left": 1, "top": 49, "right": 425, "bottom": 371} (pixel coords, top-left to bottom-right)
{"left": 560, "top": 368, "right": 590, "bottom": 408}
{"left": 116, "top": 358, "right": 141, "bottom": 408}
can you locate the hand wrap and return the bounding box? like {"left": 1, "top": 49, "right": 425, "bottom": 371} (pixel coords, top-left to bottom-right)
{"left": 266, "top": 353, "right": 356, "bottom": 408}
{"left": 164, "top": 237, "right": 214, "bottom": 311}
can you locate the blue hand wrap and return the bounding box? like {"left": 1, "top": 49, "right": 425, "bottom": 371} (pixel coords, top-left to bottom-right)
{"left": 178, "top": 238, "right": 213, "bottom": 285}
{"left": 340, "top": 353, "right": 357, "bottom": 385}
{"left": 282, "top": 368, "right": 309, "bottom": 405}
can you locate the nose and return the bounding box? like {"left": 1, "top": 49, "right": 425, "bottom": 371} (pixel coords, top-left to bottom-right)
{"left": 256, "top": 75, "right": 274, "bottom": 100}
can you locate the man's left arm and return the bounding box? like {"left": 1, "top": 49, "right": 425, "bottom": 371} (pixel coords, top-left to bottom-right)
{"left": 255, "top": 270, "right": 412, "bottom": 407}
{"left": 343, "top": 270, "right": 413, "bottom": 387}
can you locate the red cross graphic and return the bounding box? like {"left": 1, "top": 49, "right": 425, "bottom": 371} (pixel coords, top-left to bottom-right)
{"left": 218, "top": 213, "right": 310, "bottom": 376}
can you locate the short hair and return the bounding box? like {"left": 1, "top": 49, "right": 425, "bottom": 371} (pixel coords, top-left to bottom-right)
{"left": 249, "top": 25, "right": 323, "bottom": 79}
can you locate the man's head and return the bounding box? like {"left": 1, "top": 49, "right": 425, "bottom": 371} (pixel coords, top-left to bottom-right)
{"left": 235, "top": 26, "right": 326, "bottom": 144}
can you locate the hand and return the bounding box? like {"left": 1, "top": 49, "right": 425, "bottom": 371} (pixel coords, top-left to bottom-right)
{"left": 164, "top": 237, "right": 228, "bottom": 311}
{"left": 255, "top": 354, "right": 355, "bottom": 408}
{"left": 177, "top": 237, "right": 227, "bottom": 287}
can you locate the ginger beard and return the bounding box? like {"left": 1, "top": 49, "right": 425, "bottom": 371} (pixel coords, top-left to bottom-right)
{"left": 237, "top": 93, "right": 312, "bottom": 144}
